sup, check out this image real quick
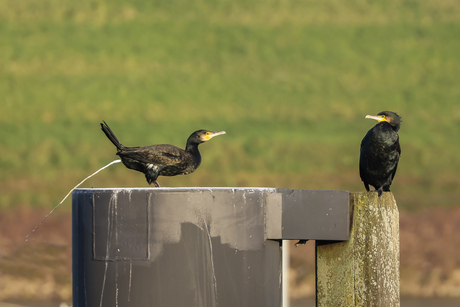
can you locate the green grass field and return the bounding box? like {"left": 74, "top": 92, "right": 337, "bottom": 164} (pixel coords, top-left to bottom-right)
{"left": 1, "top": 0, "right": 460, "bottom": 211}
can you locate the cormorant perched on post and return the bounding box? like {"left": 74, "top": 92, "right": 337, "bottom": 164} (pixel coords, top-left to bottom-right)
{"left": 101, "top": 121, "right": 226, "bottom": 187}
{"left": 359, "top": 111, "right": 401, "bottom": 197}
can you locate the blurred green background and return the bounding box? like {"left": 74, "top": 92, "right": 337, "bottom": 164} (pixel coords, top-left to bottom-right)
{"left": 2, "top": 0, "right": 459, "bottom": 212}
{"left": 1, "top": 0, "right": 460, "bottom": 304}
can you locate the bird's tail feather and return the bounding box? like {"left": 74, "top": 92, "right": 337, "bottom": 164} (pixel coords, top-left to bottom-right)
{"left": 101, "top": 121, "right": 125, "bottom": 150}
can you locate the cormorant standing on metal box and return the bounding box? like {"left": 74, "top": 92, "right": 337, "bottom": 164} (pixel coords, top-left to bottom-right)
{"left": 359, "top": 111, "right": 401, "bottom": 196}
{"left": 101, "top": 121, "right": 226, "bottom": 187}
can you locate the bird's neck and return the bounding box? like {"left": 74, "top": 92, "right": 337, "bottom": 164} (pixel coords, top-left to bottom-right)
{"left": 380, "top": 121, "right": 400, "bottom": 132}
{"left": 186, "top": 143, "right": 201, "bottom": 161}
{"left": 185, "top": 143, "right": 202, "bottom": 169}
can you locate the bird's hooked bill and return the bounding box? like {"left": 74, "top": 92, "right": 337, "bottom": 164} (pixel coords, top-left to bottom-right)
{"left": 210, "top": 131, "right": 226, "bottom": 138}
{"left": 204, "top": 130, "right": 226, "bottom": 141}
{"left": 365, "top": 115, "right": 385, "bottom": 122}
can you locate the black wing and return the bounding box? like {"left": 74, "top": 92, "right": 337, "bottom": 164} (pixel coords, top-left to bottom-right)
{"left": 118, "top": 145, "right": 187, "bottom": 167}
{"left": 390, "top": 135, "right": 401, "bottom": 181}
{"left": 359, "top": 130, "right": 372, "bottom": 183}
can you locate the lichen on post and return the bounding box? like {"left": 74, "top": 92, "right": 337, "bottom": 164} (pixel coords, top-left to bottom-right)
{"left": 316, "top": 192, "right": 400, "bottom": 307}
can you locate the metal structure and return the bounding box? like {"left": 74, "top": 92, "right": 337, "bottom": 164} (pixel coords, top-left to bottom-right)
{"left": 72, "top": 188, "right": 349, "bottom": 307}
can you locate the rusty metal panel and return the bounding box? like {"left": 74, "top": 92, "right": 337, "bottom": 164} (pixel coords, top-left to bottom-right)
{"left": 279, "top": 189, "right": 350, "bottom": 241}
{"left": 73, "top": 188, "right": 281, "bottom": 307}
{"left": 92, "top": 190, "right": 149, "bottom": 261}
{"left": 73, "top": 188, "right": 350, "bottom": 307}
{"left": 265, "top": 189, "right": 350, "bottom": 241}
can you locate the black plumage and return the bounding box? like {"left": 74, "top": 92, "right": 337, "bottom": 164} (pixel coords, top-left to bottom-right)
{"left": 359, "top": 111, "right": 401, "bottom": 196}
{"left": 101, "top": 121, "right": 226, "bottom": 187}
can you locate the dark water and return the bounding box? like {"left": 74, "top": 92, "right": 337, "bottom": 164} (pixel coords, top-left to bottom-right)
{"left": 292, "top": 297, "right": 460, "bottom": 307}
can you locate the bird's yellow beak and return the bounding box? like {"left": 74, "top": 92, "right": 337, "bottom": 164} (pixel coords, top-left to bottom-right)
{"left": 206, "top": 131, "right": 226, "bottom": 140}
{"left": 365, "top": 115, "right": 386, "bottom": 122}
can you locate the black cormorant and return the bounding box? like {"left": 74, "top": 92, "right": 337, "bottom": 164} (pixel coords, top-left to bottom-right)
{"left": 101, "top": 121, "right": 226, "bottom": 187}
{"left": 359, "top": 111, "right": 401, "bottom": 196}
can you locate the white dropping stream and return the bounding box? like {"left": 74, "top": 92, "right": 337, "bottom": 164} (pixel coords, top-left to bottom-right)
{"left": 25, "top": 159, "right": 122, "bottom": 242}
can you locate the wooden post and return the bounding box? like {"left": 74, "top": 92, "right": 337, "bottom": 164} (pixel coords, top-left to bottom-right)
{"left": 316, "top": 192, "right": 400, "bottom": 307}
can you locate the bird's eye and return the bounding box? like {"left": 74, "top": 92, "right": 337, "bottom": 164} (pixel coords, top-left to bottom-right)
{"left": 206, "top": 132, "right": 211, "bottom": 135}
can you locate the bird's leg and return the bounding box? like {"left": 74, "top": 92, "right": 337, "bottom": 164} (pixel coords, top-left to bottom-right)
{"left": 377, "top": 187, "right": 383, "bottom": 197}
{"left": 145, "top": 165, "right": 160, "bottom": 186}
{"left": 364, "top": 183, "right": 370, "bottom": 192}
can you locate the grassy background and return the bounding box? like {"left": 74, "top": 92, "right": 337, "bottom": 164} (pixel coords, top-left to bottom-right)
{"left": 1, "top": 0, "right": 460, "bottom": 211}
{"left": 1, "top": 0, "right": 460, "bottom": 304}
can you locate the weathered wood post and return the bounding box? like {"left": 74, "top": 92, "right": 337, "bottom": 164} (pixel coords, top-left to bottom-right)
{"left": 316, "top": 192, "right": 400, "bottom": 306}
